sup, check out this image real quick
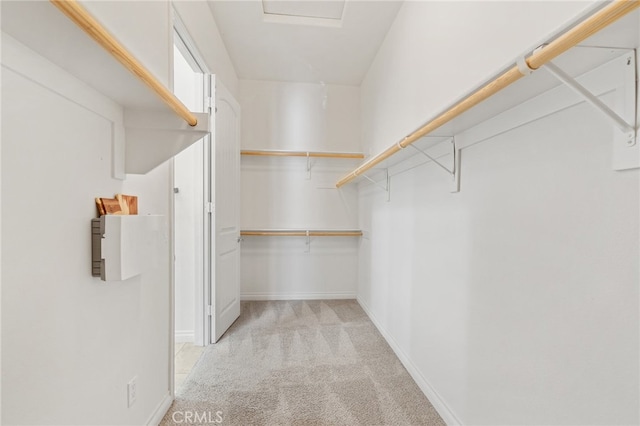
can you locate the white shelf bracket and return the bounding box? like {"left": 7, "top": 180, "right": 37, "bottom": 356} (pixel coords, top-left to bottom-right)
{"left": 453, "top": 144, "right": 461, "bottom": 193}
{"left": 409, "top": 138, "right": 461, "bottom": 193}
{"left": 361, "top": 169, "right": 391, "bottom": 202}
{"left": 543, "top": 61, "right": 636, "bottom": 147}
{"left": 306, "top": 152, "right": 312, "bottom": 180}
{"left": 305, "top": 230, "right": 311, "bottom": 253}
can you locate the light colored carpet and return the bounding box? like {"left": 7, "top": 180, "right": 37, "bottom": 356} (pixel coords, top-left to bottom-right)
{"left": 161, "top": 300, "right": 445, "bottom": 425}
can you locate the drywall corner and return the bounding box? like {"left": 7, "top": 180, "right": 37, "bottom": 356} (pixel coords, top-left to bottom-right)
{"left": 173, "top": 1, "right": 239, "bottom": 97}
{"left": 146, "top": 393, "right": 173, "bottom": 426}
{"left": 356, "top": 297, "right": 462, "bottom": 426}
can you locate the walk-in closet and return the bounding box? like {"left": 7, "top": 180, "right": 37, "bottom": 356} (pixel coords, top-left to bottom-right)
{"left": 1, "top": 1, "right": 638, "bottom": 425}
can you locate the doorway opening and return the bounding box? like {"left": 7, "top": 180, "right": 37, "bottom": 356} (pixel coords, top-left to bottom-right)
{"left": 172, "top": 15, "right": 210, "bottom": 391}
{"left": 170, "top": 8, "right": 242, "bottom": 394}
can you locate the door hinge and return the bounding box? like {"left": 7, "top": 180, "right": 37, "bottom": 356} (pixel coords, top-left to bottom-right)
{"left": 206, "top": 202, "right": 214, "bottom": 213}
{"left": 205, "top": 97, "right": 214, "bottom": 111}
{"left": 207, "top": 305, "right": 214, "bottom": 316}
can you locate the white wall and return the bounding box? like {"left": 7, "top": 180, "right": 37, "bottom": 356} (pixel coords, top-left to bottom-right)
{"left": 240, "top": 80, "right": 360, "bottom": 152}
{"left": 82, "top": 1, "right": 172, "bottom": 87}
{"left": 358, "top": 2, "right": 639, "bottom": 425}
{"left": 1, "top": 0, "right": 239, "bottom": 424}
{"left": 239, "top": 80, "right": 361, "bottom": 299}
{"left": 1, "top": 35, "right": 171, "bottom": 425}
{"left": 362, "top": 1, "right": 600, "bottom": 156}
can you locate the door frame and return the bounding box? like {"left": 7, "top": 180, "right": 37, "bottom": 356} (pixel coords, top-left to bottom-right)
{"left": 170, "top": 6, "right": 213, "bottom": 397}
{"left": 173, "top": 12, "right": 211, "bottom": 348}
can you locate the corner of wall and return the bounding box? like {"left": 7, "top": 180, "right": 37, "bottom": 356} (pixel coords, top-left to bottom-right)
{"left": 172, "top": 1, "right": 240, "bottom": 98}
{"left": 356, "top": 297, "right": 462, "bottom": 426}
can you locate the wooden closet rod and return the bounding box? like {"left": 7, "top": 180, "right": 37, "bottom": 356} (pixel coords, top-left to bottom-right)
{"left": 50, "top": 0, "right": 199, "bottom": 127}
{"left": 336, "top": 0, "right": 639, "bottom": 188}
{"left": 241, "top": 150, "right": 365, "bottom": 159}
{"left": 241, "top": 230, "right": 363, "bottom": 237}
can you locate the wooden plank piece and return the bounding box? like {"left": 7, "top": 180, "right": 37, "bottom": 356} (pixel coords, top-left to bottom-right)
{"left": 241, "top": 150, "right": 365, "bottom": 159}
{"left": 241, "top": 230, "right": 363, "bottom": 237}
{"left": 95, "top": 197, "right": 106, "bottom": 216}
{"left": 116, "top": 194, "right": 138, "bottom": 215}
{"left": 100, "top": 198, "right": 123, "bottom": 215}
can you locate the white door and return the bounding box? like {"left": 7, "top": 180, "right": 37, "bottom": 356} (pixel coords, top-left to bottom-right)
{"left": 209, "top": 75, "right": 241, "bottom": 342}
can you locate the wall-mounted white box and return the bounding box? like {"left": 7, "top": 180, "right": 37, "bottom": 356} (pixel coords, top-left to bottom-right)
{"left": 91, "top": 215, "right": 166, "bottom": 281}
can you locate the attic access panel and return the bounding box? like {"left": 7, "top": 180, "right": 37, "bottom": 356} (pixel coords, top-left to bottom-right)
{"left": 262, "top": 0, "right": 345, "bottom": 26}
{"left": 262, "top": 0, "right": 345, "bottom": 20}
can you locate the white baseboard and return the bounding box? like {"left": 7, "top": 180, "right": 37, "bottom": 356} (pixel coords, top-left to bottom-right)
{"left": 174, "top": 330, "right": 194, "bottom": 343}
{"left": 241, "top": 292, "right": 356, "bottom": 301}
{"left": 146, "top": 392, "right": 173, "bottom": 426}
{"left": 357, "top": 297, "right": 462, "bottom": 426}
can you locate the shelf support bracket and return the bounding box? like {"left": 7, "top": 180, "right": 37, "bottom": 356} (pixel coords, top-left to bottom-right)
{"left": 305, "top": 230, "right": 311, "bottom": 253}
{"left": 306, "top": 152, "right": 311, "bottom": 180}
{"left": 408, "top": 138, "right": 460, "bottom": 193}
{"left": 361, "top": 169, "right": 391, "bottom": 202}
{"left": 543, "top": 61, "right": 636, "bottom": 146}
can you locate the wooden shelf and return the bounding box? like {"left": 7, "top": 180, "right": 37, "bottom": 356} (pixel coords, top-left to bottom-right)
{"left": 1, "top": 0, "right": 210, "bottom": 176}
{"left": 241, "top": 150, "right": 364, "bottom": 159}
{"left": 241, "top": 230, "right": 363, "bottom": 237}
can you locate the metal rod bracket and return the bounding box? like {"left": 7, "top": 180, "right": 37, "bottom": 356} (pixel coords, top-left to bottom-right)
{"left": 543, "top": 61, "right": 636, "bottom": 142}
{"left": 624, "top": 131, "right": 637, "bottom": 147}
{"left": 409, "top": 137, "right": 461, "bottom": 192}
{"left": 361, "top": 169, "right": 391, "bottom": 202}
{"left": 452, "top": 145, "right": 461, "bottom": 193}
{"left": 517, "top": 56, "right": 535, "bottom": 75}
{"left": 409, "top": 140, "right": 455, "bottom": 176}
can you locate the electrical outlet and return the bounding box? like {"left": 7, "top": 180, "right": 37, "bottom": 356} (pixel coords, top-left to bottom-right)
{"left": 127, "top": 376, "right": 137, "bottom": 408}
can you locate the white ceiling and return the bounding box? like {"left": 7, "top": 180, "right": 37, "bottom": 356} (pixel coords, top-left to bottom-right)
{"left": 207, "top": 0, "right": 403, "bottom": 85}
